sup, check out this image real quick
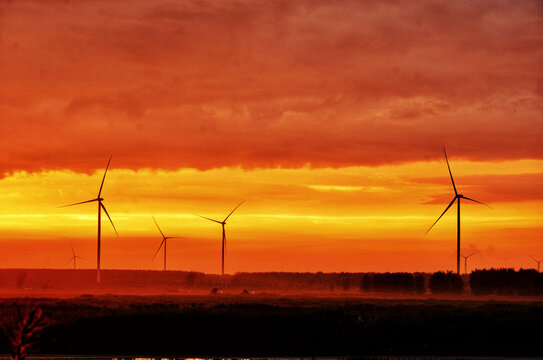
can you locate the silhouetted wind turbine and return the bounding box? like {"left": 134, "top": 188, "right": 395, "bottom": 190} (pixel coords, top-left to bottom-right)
{"left": 461, "top": 250, "right": 480, "bottom": 275}
{"left": 152, "top": 216, "right": 181, "bottom": 271}
{"left": 427, "top": 147, "right": 491, "bottom": 275}
{"left": 528, "top": 255, "right": 542, "bottom": 272}
{"left": 195, "top": 201, "right": 244, "bottom": 276}
{"left": 60, "top": 157, "right": 118, "bottom": 283}
{"left": 65, "top": 247, "right": 86, "bottom": 270}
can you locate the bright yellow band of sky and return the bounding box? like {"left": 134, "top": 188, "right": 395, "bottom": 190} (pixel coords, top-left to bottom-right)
{"left": 0, "top": 159, "right": 542, "bottom": 273}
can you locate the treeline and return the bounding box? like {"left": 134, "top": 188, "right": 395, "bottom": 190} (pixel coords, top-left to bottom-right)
{"left": 230, "top": 272, "right": 364, "bottom": 290}
{"left": 360, "top": 273, "right": 426, "bottom": 293}
{"left": 0, "top": 268, "right": 542, "bottom": 296}
{"left": 0, "top": 269, "right": 212, "bottom": 289}
{"left": 360, "top": 269, "right": 543, "bottom": 295}
{"left": 470, "top": 269, "right": 543, "bottom": 295}
{"left": 359, "top": 272, "right": 463, "bottom": 294}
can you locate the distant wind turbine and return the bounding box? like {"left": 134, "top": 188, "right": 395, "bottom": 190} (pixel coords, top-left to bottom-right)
{"left": 60, "top": 156, "right": 118, "bottom": 283}
{"left": 426, "top": 147, "right": 491, "bottom": 275}
{"left": 152, "top": 216, "right": 181, "bottom": 271}
{"left": 195, "top": 201, "right": 244, "bottom": 276}
{"left": 65, "top": 247, "right": 86, "bottom": 270}
{"left": 461, "top": 250, "right": 480, "bottom": 275}
{"left": 528, "top": 255, "right": 542, "bottom": 272}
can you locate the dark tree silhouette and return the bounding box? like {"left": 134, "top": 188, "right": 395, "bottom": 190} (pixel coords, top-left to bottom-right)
{"left": 1, "top": 305, "right": 48, "bottom": 360}
{"left": 358, "top": 273, "right": 419, "bottom": 293}
{"left": 360, "top": 274, "right": 373, "bottom": 291}
{"left": 429, "top": 271, "right": 464, "bottom": 294}
{"left": 414, "top": 273, "right": 426, "bottom": 294}
{"left": 470, "top": 268, "right": 543, "bottom": 295}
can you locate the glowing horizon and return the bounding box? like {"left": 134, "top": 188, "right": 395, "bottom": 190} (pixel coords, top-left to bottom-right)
{"left": 1, "top": 158, "right": 541, "bottom": 273}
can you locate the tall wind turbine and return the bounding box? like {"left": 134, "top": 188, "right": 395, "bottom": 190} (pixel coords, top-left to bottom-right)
{"left": 195, "top": 201, "right": 244, "bottom": 276}
{"left": 60, "top": 157, "right": 118, "bottom": 283}
{"left": 461, "top": 250, "right": 480, "bottom": 275}
{"left": 528, "top": 255, "right": 542, "bottom": 272}
{"left": 152, "top": 216, "right": 181, "bottom": 271}
{"left": 426, "top": 147, "right": 491, "bottom": 275}
{"left": 65, "top": 247, "right": 86, "bottom": 270}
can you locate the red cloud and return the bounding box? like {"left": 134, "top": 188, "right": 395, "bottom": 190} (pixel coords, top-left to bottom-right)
{"left": 0, "top": 0, "right": 542, "bottom": 175}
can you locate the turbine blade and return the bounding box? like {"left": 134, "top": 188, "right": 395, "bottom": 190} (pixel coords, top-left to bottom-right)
{"left": 194, "top": 214, "right": 223, "bottom": 224}
{"left": 468, "top": 250, "right": 480, "bottom": 258}
{"left": 528, "top": 255, "right": 538, "bottom": 263}
{"left": 58, "top": 198, "right": 98, "bottom": 208}
{"left": 426, "top": 196, "right": 457, "bottom": 234}
{"left": 462, "top": 196, "right": 492, "bottom": 209}
{"left": 443, "top": 147, "right": 458, "bottom": 196}
{"left": 64, "top": 257, "right": 74, "bottom": 266}
{"left": 152, "top": 216, "right": 166, "bottom": 238}
{"left": 153, "top": 239, "right": 165, "bottom": 259}
{"left": 223, "top": 200, "right": 244, "bottom": 222}
{"left": 100, "top": 202, "right": 118, "bottom": 236}
{"left": 97, "top": 156, "right": 112, "bottom": 198}
{"left": 75, "top": 256, "right": 87, "bottom": 261}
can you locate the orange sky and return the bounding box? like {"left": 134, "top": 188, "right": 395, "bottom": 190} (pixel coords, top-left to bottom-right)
{"left": 0, "top": 1, "right": 542, "bottom": 273}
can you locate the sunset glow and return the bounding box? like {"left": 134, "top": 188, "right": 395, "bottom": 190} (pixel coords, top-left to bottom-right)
{"left": 1, "top": 1, "right": 542, "bottom": 274}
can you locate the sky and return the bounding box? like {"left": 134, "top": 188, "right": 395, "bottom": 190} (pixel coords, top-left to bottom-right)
{"left": 0, "top": 0, "right": 542, "bottom": 273}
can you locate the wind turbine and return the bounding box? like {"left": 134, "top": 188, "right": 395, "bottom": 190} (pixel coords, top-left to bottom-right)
{"left": 528, "top": 255, "right": 542, "bottom": 272}
{"left": 195, "top": 201, "right": 244, "bottom": 276}
{"left": 60, "top": 156, "right": 118, "bottom": 283}
{"left": 152, "top": 216, "right": 181, "bottom": 271}
{"left": 65, "top": 247, "right": 86, "bottom": 270}
{"left": 426, "top": 147, "right": 491, "bottom": 275}
{"left": 461, "top": 250, "right": 480, "bottom": 275}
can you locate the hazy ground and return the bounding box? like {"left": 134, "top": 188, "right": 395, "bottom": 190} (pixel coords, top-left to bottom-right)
{"left": 1, "top": 268, "right": 541, "bottom": 301}
{"left": 2, "top": 287, "right": 543, "bottom": 303}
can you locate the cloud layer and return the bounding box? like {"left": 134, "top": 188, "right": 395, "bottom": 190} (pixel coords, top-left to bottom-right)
{"left": 1, "top": 0, "right": 542, "bottom": 174}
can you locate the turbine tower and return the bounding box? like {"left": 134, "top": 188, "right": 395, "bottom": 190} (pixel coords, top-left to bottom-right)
{"left": 65, "top": 247, "right": 86, "bottom": 269}
{"left": 427, "top": 147, "right": 491, "bottom": 275}
{"left": 60, "top": 156, "right": 118, "bottom": 283}
{"left": 152, "top": 216, "right": 181, "bottom": 271}
{"left": 195, "top": 201, "right": 244, "bottom": 276}
{"left": 528, "top": 255, "right": 542, "bottom": 272}
{"left": 461, "top": 250, "right": 480, "bottom": 275}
